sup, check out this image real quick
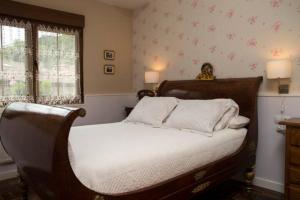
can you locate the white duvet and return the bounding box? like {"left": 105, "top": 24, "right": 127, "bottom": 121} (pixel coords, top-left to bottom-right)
{"left": 68, "top": 122, "right": 246, "bottom": 195}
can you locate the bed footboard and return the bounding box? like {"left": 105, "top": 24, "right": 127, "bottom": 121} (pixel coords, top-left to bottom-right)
{"left": 0, "top": 103, "right": 88, "bottom": 199}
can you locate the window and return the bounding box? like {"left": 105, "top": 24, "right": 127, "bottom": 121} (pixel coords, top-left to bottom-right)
{"left": 0, "top": 19, "right": 33, "bottom": 106}
{"left": 37, "top": 26, "right": 81, "bottom": 105}
{"left": 0, "top": 5, "right": 84, "bottom": 107}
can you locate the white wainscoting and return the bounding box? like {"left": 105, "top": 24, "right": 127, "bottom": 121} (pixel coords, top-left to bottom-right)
{"left": 254, "top": 96, "right": 300, "bottom": 193}
{"left": 73, "top": 93, "right": 137, "bottom": 126}
{"left": 0, "top": 94, "right": 297, "bottom": 193}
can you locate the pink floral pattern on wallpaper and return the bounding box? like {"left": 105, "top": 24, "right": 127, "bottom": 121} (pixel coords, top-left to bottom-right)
{"left": 271, "top": 48, "right": 283, "bottom": 57}
{"left": 226, "top": 9, "right": 235, "bottom": 18}
{"left": 270, "top": 0, "right": 282, "bottom": 8}
{"left": 193, "top": 38, "right": 200, "bottom": 46}
{"left": 208, "top": 5, "right": 216, "bottom": 13}
{"left": 208, "top": 25, "right": 216, "bottom": 32}
{"left": 192, "top": 59, "right": 201, "bottom": 65}
{"left": 132, "top": 0, "right": 300, "bottom": 91}
{"left": 272, "top": 21, "right": 282, "bottom": 32}
{"left": 227, "top": 33, "right": 236, "bottom": 40}
{"left": 178, "top": 51, "right": 185, "bottom": 57}
{"left": 177, "top": 14, "right": 183, "bottom": 21}
{"left": 165, "top": 45, "right": 170, "bottom": 51}
{"left": 210, "top": 46, "right": 217, "bottom": 54}
{"left": 248, "top": 16, "right": 258, "bottom": 25}
{"left": 227, "top": 52, "right": 235, "bottom": 61}
{"left": 178, "top": 33, "right": 185, "bottom": 40}
{"left": 192, "top": 21, "right": 200, "bottom": 27}
{"left": 247, "top": 38, "right": 258, "bottom": 47}
{"left": 191, "top": 0, "right": 200, "bottom": 8}
{"left": 250, "top": 63, "right": 258, "bottom": 71}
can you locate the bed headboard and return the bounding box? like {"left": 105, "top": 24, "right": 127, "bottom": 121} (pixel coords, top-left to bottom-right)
{"left": 157, "top": 77, "right": 263, "bottom": 167}
{"left": 157, "top": 77, "right": 263, "bottom": 118}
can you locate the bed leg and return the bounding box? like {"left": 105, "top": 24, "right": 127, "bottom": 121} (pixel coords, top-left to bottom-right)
{"left": 19, "top": 176, "right": 28, "bottom": 200}
{"left": 244, "top": 166, "right": 255, "bottom": 191}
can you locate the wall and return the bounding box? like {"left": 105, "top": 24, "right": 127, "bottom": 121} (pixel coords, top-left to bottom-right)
{"left": 132, "top": 0, "right": 300, "bottom": 193}
{"left": 73, "top": 94, "right": 137, "bottom": 126}
{"left": 132, "top": 0, "right": 300, "bottom": 93}
{"left": 255, "top": 96, "right": 300, "bottom": 192}
{"left": 15, "top": 0, "right": 133, "bottom": 94}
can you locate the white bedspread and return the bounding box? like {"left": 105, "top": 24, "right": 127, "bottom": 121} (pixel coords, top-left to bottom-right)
{"left": 68, "top": 122, "right": 246, "bottom": 195}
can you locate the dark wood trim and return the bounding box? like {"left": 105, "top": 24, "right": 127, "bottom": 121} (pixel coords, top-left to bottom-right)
{"left": 79, "top": 29, "right": 84, "bottom": 103}
{"left": 280, "top": 118, "right": 300, "bottom": 127}
{"left": 32, "top": 24, "right": 38, "bottom": 103}
{"left": 0, "top": 77, "right": 263, "bottom": 200}
{"left": 0, "top": 0, "right": 84, "bottom": 28}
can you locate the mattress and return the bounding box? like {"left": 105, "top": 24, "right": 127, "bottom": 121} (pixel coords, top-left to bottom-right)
{"left": 68, "top": 122, "right": 247, "bottom": 195}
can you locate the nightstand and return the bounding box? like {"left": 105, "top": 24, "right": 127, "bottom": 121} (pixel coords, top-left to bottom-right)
{"left": 280, "top": 118, "right": 300, "bottom": 200}
{"left": 125, "top": 107, "right": 134, "bottom": 117}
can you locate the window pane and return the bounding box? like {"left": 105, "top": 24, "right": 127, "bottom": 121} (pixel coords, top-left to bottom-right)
{"left": 58, "top": 33, "right": 76, "bottom": 96}
{"left": 37, "top": 28, "right": 79, "bottom": 104}
{"left": 38, "top": 31, "right": 59, "bottom": 96}
{"left": 0, "top": 25, "right": 27, "bottom": 97}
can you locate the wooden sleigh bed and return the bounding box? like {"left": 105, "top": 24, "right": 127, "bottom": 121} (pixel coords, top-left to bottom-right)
{"left": 0, "top": 77, "right": 262, "bottom": 200}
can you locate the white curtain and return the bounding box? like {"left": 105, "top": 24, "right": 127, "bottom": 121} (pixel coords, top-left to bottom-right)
{"left": 0, "top": 17, "right": 34, "bottom": 107}
{"left": 36, "top": 25, "right": 81, "bottom": 105}
{"left": 0, "top": 18, "right": 82, "bottom": 106}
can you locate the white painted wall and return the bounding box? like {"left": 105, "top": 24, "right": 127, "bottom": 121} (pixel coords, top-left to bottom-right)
{"left": 255, "top": 95, "right": 300, "bottom": 193}
{"left": 73, "top": 94, "right": 137, "bottom": 126}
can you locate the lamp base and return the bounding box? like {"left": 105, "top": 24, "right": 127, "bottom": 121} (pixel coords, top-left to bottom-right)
{"left": 279, "top": 84, "right": 289, "bottom": 94}
{"left": 137, "top": 90, "right": 155, "bottom": 100}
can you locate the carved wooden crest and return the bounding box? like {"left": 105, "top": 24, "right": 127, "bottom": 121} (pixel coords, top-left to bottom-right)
{"left": 196, "top": 63, "right": 216, "bottom": 80}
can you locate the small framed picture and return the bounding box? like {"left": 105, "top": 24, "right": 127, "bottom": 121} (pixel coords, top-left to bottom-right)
{"left": 104, "top": 64, "right": 115, "bottom": 75}
{"left": 104, "top": 50, "right": 115, "bottom": 60}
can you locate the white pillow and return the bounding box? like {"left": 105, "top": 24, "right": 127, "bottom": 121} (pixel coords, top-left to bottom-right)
{"left": 164, "top": 99, "right": 235, "bottom": 136}
{"left": 214, "top": 99, "right": 239, "bottom": 131}
{"left": 228, "top": 115, "right": 250, "bottom": 129}
{"left": 125, "top": 96, "right": 178, "bottom": 127}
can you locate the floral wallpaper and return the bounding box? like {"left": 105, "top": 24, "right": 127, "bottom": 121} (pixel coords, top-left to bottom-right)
{"left": 132, "top": 0, "right": 300, "bottom": 93}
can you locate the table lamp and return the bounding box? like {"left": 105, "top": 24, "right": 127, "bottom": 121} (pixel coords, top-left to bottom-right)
{"left": 137, "top": 71, "right": 159, "bottom": 100}
{"left": 145, "top": 71, "right": 159, "bottom": 87}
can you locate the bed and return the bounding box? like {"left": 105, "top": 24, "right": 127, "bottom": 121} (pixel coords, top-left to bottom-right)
{"left": 0, "top": 77, "right": 262, "bottom": 200}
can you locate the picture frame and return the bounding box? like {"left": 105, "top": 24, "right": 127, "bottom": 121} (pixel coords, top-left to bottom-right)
{"left": 104, "top": 64, "right": 115, "bottom": 75}
{"left": 104, "top": 50, "right": 115, "bottom": 60}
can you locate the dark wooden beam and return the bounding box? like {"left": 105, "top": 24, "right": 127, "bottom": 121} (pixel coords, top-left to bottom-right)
{"left": 0, "top": 0, "right": 84, "bottom": 28}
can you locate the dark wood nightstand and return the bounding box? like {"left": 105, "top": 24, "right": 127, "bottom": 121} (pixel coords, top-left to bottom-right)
{"left": 280, "top": 118, "right": 300, "bottom": 200}
{"left": 125, "top": 107, "right": 134, "bottom": 117}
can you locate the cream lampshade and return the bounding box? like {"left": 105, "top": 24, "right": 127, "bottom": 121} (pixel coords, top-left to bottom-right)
{"left": 266, "top": 59, "right": 292, "bottom": 94}
{"left": 266, "top": 60, "right": 292, "bottom": 79}
{"left": 144, "top": 71, "right": 160, "bottom": 93}
{"left": 145, "top": 71, "right": 159, "bottom": 84}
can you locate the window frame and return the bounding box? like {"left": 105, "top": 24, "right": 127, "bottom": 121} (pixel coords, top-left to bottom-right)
{"left": 0, "top": 1, "right": 84, "bottom": 104}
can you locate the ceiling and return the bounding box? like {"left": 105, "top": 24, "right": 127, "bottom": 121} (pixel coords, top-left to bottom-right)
{"left": 96, "top": 0, "right": 150, "bottom": 10}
